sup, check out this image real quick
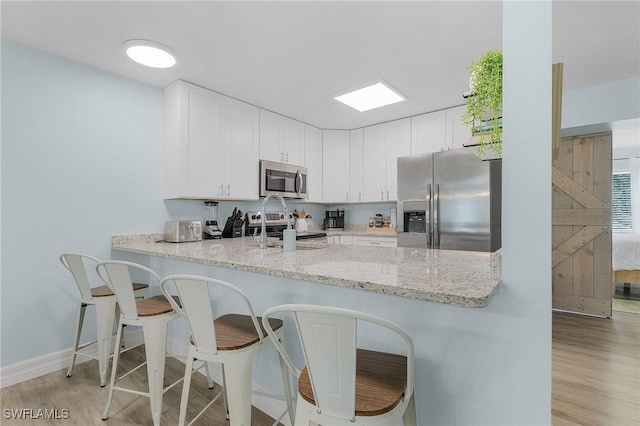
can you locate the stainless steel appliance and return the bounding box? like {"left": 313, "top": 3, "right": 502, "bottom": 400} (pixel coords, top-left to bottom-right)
{"left": 397, "top": 147, "right": 501, "bottom": 251}
{"left": 259, "top": 160, "right": 308, "bottom": 199}
{"left": 245, "top": 211, "right": 326, "bottom": 240}
{"left": 323, "top": 209, "right": 345, "bottom": 230}
{"left": 164, "top": 220, "right": 202, "bottom": 243}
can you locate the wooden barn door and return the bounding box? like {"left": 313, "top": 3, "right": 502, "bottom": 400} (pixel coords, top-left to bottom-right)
{"left": 552, "top": 132, "right": 612, "bottom": 317}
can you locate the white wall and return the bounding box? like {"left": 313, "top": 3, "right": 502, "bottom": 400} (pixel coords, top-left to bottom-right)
{"left": 1, "top": 40, "right": 168, "bottom": 366}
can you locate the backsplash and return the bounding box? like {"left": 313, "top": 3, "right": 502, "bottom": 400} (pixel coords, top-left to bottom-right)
{"left": 163, "top": 199, "right": 397, "bottom": 229}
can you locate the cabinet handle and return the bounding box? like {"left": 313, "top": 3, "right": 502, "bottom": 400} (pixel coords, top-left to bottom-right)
{"left": 226, "top": 184, "right": 230, "bottom": 197}
{"left": 280, "top": 151, "right": 284, "bottom": 162}
{"left": 346, "top": 192, "right": 349, "bottom": 202}
{"left": 219, "top": 184, "right": 223, "bottom": 197}
{"left": 285, "top": 152, "right": 289, "bottom": 163}
{"left": 381, "top": 190, "right": 384, "bottom": 200}
{"left": 386, "top": 189, "right": 390, "bottom": 200}
{"left": 359, "top": 192, "right": 362, "bottom": 202}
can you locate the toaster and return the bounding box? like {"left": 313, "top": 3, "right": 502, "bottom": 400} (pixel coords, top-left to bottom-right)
{"left": 164, "top": 221, "right": 202, "bottom": 243}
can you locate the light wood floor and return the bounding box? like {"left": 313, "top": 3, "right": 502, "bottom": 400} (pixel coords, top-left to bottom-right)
{"left": 0, "top": 347, "right": 280, "bottom": 426}
{"left": 1, "top": 311, "right": 638, "bottom": 425}
{"left": 552, "top": 310, "right": 640, "bottom": 426}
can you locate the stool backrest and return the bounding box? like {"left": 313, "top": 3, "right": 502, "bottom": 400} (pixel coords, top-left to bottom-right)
{"left": 262, "top": 304, "right": 414, "bottom": 422}
{"left": 160, "top": 274, "right": 262, "bottom": 355}
{"left": 60, "top": 253, "right": 101, "bottom": 300}
{"left": 96, "top": 261, "right": 161, "bottom": 320}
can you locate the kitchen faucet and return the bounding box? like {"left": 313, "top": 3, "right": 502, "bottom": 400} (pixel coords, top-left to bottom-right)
{"left": 260, "top": 194, "right": 289, "bottom": 249}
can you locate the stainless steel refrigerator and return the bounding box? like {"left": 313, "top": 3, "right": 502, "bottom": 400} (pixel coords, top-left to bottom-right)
{"left": 397, "top": 147, "right": 501, "bottom": 252}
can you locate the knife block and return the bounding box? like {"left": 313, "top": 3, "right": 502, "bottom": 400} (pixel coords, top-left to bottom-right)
{"left": 222, "top": 218, "right": 243, "bottom": 238}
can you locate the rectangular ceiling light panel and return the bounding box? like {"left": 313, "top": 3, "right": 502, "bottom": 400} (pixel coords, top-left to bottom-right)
{"left": 334, "top": 82, "right": 405, "bottom": 112}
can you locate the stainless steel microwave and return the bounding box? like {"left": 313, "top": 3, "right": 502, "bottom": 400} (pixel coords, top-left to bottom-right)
{"left": 259, "top": 160, "right": 308, "bottom": 199}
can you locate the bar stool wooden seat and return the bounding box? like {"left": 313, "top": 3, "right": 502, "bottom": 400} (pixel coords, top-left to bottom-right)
{"left": 160, "top": 274, "right": 294, "bottom": 426}
{"left": 97, "top": 261, "right": 193, "bottom": 426}
{"left": 262, "top": 304, "right": 417, "bottom": 426}
{"left": 60, "top": 253, "right": 149, "bottom": 387}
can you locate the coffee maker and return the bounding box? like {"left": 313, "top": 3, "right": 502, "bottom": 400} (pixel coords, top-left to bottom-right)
{"left": 323, "top": 209, "right": 345, "bottom": 230}
{"left": 203, "top": 201, "right": 222, "bottom": 239}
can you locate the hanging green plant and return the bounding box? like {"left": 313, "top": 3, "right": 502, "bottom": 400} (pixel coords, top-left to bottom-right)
{"left": 461, "top": 50, "right": 503, "bottom": 157}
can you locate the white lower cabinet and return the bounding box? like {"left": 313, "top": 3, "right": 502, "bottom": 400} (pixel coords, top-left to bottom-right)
{"left": 164, "top": 80, "right": 259, "bottom": 200}
{"left": 327, "top": 234, "right": 396, "bottom": 247}
{"left": 352, "top": 236, "right": 397, "bottom": 247}
{"left": 327, "top": 235, "right": 340, "bottom": 244}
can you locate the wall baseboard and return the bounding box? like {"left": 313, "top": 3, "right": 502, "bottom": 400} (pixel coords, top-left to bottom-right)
{"left": 1, "top": 335, "right": 291, "bottom": 426}
{"left": 0, "top": 331, "right": 144, "bottom": 389}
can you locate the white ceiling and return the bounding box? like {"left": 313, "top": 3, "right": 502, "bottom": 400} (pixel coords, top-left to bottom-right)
{"left": 2, "top": 1, "right": 639, "bottom": 130}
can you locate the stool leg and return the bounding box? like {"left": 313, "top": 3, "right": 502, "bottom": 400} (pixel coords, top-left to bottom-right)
{"left": 95, "top": 297, "right": 117, "bottom": 387}
{"left": 67, "top": 303, "right": 87, "bottom": 378}
{"left": 203, "top": 361, "right": 214, "bottom": 389}
{"left": 402, "top": 392, "right": 418, "bottom": 426}
{"left": 178, "top": 347, "right": 195, "bottom": 426}
{"left": 102, "top": 316, "right": 124, "bottom": 420}
{"left": 277, "top": 331, "right": 295, "bottom": 425}
{"left": 143, "top": 317, "right": 170, "bottom": 426}
{"left": 221, "top": 351, "right": 253, "bottom": 426}
{"left": 293, "top": 396, "right": 313, "bottom": 426}
{"left": 221, "top": 365, "right": 229, "bottom": 420}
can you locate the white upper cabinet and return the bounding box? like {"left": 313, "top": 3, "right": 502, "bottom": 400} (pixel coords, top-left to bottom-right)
{"left": 446, "top": 105, "right": 471, "bottom": 149}
{"left": 259, "top": 109, "right": 305, "bottom": 165}
{"left": 386, "top": 118, "right": 411, "bottom": 201}
{"left": 322, "top": 130, "right": 350, "bottom": 203}
{"left": 411, "top": 106, "right": 471, "bottom": 154}
{"left": 362, "top": 119, "right": 410, "bottom": 202}
{"left": 362, "top": 123, "right": 387, "bottom": 202}
{"left": 411, "top": 110, "right": 446, "bottom": 154}
{"left": 349, "top": 128, "right": 364, "bottom": 203}
{"left": 304, "top": 124, "right": 323, "bottom": 203}
{"left": 164, "top": 80, "right": 259, "bottom": 200}
{"left": 219, "top": 96, "right": 260, "bottom": 200}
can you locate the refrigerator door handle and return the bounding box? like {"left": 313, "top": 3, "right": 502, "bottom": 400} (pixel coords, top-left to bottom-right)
{"left": 426, "top": 184, "right": 432, "bottom": 248}
{"left": 434, "top": 183, "right": 440, "bottom": 248}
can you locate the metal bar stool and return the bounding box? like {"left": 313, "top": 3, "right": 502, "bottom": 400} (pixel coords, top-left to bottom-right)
{"left": 160, "top": 274, "right": 294, "bottom": 426}
{"left": 262, "top": 304, "right": 417, "bottom": 426}
{"left": 60, "top": 253, "right": 149, "bottom": 387}
{"left": 97, "top": 260, "right": 195, "bottom": 426}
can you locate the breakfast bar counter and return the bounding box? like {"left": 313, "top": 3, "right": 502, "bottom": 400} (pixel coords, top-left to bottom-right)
{"left": 112, "top": 234, "right": 501, "bottom": 308}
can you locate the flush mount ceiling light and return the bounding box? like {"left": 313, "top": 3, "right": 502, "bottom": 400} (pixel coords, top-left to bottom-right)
{"left": 122, "top": 40, "right": 177, "bottom": 69}
{"left": 334, "top": 82, "right": 405, "bottom": 112}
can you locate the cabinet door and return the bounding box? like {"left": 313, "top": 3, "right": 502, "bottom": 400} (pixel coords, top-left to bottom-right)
{"left": 339, "top": 235, "right": 353, "bottom": 245}
{"left": 221, "top": 97, "right": 260, "bottom": 200}
{"left": 385, "top": 118, "right": 411, "bottom": 201}
{"left": 281, "top": 116, "right": 305, "bottom": 165}
{"left": 165, "top": 82, "right": 222, "bottom": 199}
{"left": 446, "top": 105, "right": 471, "bottom": 149}
{"left": 362, "top": 124, "right": 386, "bottom": 202}
{"left": 352, "top": 236, "right": 397, "bottom": 247}
{"left": 411, "top": 110, "right": 446, "bottom": 154}
{"left": 327, "top": 235, "right": 340, "bottom": 245}
{"left": 349, "top": 129, "right": 364, "bottom": 203}
{"left": 305, "top": 125, "right": 323, "bottom": 202}
{"left": 259, "top": 109, "right": 283, "bottom": 162}
{"left": 322, "top": 130, "right": 350, "bottom": 203}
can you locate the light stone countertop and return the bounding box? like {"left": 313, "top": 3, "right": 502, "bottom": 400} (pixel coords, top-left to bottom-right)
{"left": 112, "top": 234, "right": 501, "bottom": 308}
